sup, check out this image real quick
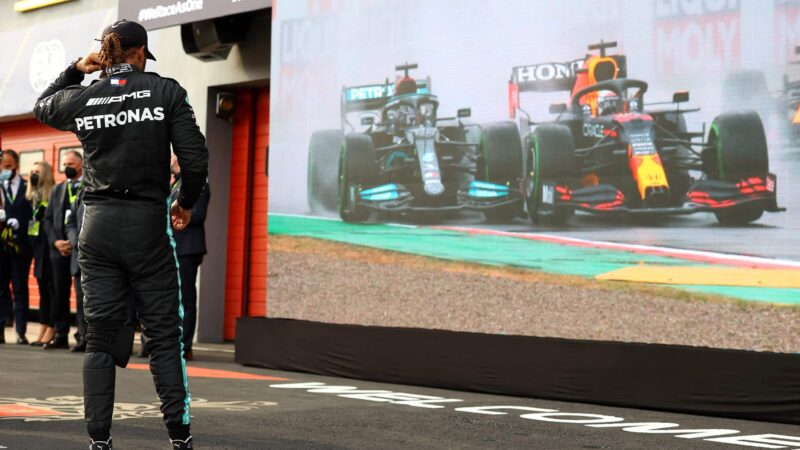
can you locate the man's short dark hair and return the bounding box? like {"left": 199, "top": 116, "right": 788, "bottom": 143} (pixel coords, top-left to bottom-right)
{"left": 65, "top": 150, "right": 83, "bottom": 161}
{"left": 1, "top": 149, "right": 19, "bottom": 164}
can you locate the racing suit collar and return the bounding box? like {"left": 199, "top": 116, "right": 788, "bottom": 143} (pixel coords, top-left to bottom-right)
{"left": 107, "top": 63, "right": 140, "bottom": 77}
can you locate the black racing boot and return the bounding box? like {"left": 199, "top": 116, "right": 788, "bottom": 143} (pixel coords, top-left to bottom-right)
{"left": 89, "top": 437, "right": 112, "bottom": 449}
{"left": 171, "top": 436, "right": 193, "bottom": 449}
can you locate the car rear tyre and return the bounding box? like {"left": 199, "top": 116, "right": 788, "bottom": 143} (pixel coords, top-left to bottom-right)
{"left": 704, "top": 111, "right": 769, "bottom": 224}
{"left": 477, "top": 121, "right": 524, "bottom": 222}
{"left": 705, "top": 110, "right": 768, "bottom": 182}
{"left": 714, "top": 204, "right": 764, "bottom": 226}
{"left": 307, "top": 129, "right": 344, "bottom": 215}
{"left": 525, "top": 124, "right": 575, "bottom": 226}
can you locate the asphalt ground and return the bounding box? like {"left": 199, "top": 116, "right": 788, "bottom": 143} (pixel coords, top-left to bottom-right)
{"left": 1, "top": 329, "right": 799, "bottom": 450}
{"left": 5, "top": 144, "right": 797, "bottom": 449}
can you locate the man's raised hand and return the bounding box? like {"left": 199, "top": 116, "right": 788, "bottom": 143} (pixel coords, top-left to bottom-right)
{"left": 76, "top": 52, "right": 102, "bottom": 74}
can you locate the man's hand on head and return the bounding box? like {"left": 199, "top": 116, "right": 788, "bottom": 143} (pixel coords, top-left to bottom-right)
{"left": 75, "top": 52, "right": 102, "bottom": 74}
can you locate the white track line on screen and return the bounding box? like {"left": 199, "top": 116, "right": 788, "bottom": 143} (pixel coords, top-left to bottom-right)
{"left": 270, "top": 213, "right": 342, "bottom": 222}
{"left": 268, "top": 214, "right": 799, "bottom": 269}
{"left": 432, "top": 226, "right": 800, "bottom": 270}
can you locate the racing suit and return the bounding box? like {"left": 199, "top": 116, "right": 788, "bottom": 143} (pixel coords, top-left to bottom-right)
{"left": 34, "top": 62, "right": 208, "bottom": 440}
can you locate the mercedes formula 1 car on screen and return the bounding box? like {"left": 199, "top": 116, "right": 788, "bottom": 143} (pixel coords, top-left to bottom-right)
{"left": 307, "top": 64, "right": 523, "bottom": 222}
{"left": 722, "top": 60, "right": 800, "bottom": 145}
{"left": 508, "top": 41, "right": 785, "bottom": 226}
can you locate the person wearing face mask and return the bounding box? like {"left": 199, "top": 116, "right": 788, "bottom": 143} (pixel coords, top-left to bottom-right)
{"left": 0, "top": 149, "right": 33, "bottom": 345}
{"left": 26, "top": 161, "right": 57, "bottom": 347}
{"left": 42, "top": 150, "right": 83, "bottom": 350}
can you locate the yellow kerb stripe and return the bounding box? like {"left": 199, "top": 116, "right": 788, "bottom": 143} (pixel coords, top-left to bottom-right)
{"left": 596, "top": 266, "right": 800, "bottom": 289}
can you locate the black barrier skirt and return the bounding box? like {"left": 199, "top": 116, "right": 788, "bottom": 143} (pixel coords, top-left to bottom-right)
{"left": 235, "top": 317, "right": 800, "bottom": 424}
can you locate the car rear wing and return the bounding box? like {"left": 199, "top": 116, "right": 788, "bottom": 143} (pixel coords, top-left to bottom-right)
{"left": 340, "top": 77, "right": 431, "bottom": 131}
{"left": 508, "top": 55, "right": 627, "bottom": 119}
{"left": 511, "top": 59, "right": 584, "bottom": 92}
{"left": 341, "top": 78, "right": 431, "bottom": 113}
{"left": 508, "top": 59, "right": 583, "bottom": 120}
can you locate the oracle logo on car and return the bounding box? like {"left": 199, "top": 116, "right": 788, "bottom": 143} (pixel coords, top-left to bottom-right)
{"left": 583, "top": 123, "right": 605, "bottom": 138}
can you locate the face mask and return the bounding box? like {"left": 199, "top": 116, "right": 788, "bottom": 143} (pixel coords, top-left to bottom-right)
{"left": 30, "top": 173, "right": 40, "bottom": 187}
{"left": 64, "top": 167, "right": 78, "bottom": 179}
{"left": 0, "top": 169, "right": 13, "bottom": 181}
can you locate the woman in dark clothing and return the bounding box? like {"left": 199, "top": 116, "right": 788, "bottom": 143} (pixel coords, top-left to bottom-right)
{"left": 26, "top": 161, "right": 56, "bottom": 346}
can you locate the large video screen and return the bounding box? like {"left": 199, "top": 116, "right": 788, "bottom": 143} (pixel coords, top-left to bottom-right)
{"left": 269, "top": 0, "right": 800, "bottom": 353}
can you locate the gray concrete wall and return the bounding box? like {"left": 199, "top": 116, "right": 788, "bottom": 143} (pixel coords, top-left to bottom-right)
{"left": 147, "top": 10, "right": 270, "bottom": 342}
{"left": 146, "top": 10, "right": 270, "bottom": 137}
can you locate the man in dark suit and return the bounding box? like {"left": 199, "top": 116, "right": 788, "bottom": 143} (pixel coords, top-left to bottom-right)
{"left": 0, "top": 149, "right": 33, "bottom": 344}
{"left": 171, "top": 154, "right": 209, "bottom": 361}
{"left": 65, "top": 189, "right": 86, "bottom": 352}
{"left": 43, "top": 150, "right": 83, "bottom": 349}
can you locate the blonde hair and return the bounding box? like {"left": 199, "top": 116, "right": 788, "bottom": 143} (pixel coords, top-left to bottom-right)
{"left": 26, "top": 161, "right": 55, "bottom": 204}
{"left": 98, "top": 32, "right": 140, "bottom": 70}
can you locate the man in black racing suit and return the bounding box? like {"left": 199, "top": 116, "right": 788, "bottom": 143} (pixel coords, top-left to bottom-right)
{"left": 33, "top": 20, "right": 207, "bottom": 450}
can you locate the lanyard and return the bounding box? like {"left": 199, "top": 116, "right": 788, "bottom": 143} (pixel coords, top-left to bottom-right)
{"left": 67, "top": 181, "right": 81, "bottom": 205}
{"left": 32, "top": 199, "right": 48, "bottom": 216}
{"left": 4, "top": 181, "right": 15, "bottom": 203}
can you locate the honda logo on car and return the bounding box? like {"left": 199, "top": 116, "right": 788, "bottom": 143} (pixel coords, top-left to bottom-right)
{"left": 515, "top": 60, "right": 582, "bottom": 83}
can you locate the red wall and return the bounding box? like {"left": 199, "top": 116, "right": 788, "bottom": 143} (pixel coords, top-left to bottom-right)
{"left": 224, "top": 87, "right": 269, "bottom": 340}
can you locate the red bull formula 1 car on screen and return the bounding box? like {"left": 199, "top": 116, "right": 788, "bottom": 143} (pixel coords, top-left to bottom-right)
{"left": 307, "top": 64, "right": 523, "bottom": 222}
{"left": 508, "top": 40, "right": 785, "bottom": 226}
